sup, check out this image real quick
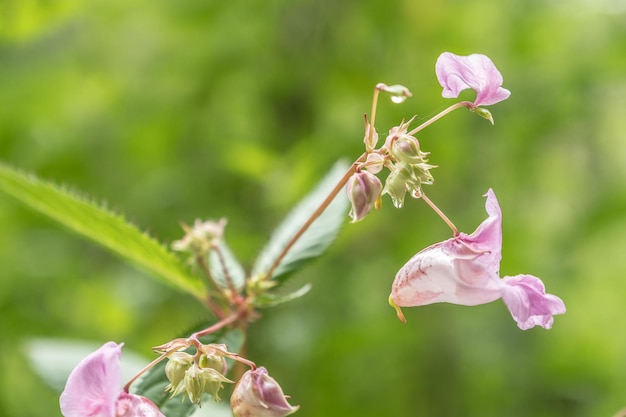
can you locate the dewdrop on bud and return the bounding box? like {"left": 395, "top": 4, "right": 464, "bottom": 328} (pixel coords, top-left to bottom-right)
{"left": 231, "top": 367, "right": 299, "bottom": 417}
{"left": 376, "top": 83, "right": 412, "bottom": 104}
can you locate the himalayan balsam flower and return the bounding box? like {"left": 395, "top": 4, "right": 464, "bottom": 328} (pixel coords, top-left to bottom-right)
{"left": 436, "top": 52, "right": 511, "bottom": 107}
{"left": 60, "top": 342, "right": 165, "bottom": 417}
{"left": 231, "top": 367, "right": 299, "bottom": 417}
{"left": 390, "top": 189, "right": 566, "bottom": 330}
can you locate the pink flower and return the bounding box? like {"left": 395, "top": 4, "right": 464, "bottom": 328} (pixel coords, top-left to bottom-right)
{"left": 435, "top": 52, "right": 511, "bottom": 107}
{"left": 390, "top": 189, "right": 565, "bottom": 330}
{"left": 60, "top": 342, "right": 165, "bottom": 417}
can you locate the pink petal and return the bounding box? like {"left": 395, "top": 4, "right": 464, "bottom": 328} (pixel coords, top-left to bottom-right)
{"left": 116, "top": 392, "right": 165, "bottom": 417}
{"left": 391, "top": 241, "right": 502, "bottom": 307}
{"left": 391, "top": 190, "right": 505, "bottom": 307}
{"left": 501, "top": 275, "right": 566, "bottom": 330}
{"left": 60, "top": 342, "right": 123, "bottom": 417}
{"left": 435, "top": 52, "right": 511, "bottom": 106}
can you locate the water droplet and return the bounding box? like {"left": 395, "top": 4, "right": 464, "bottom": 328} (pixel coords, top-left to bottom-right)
{"left": 390, "top": 95, "right": 407, "bottom": 104}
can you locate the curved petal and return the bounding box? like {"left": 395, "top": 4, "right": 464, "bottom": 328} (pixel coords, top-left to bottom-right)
{"left": 501, "top": 275, "right": 567, "bottom": 330}
{"left": 435, "top": 52, "right": 511, "bottom": 106}
{"left": 60, "top": 342, "right": 122, "bottom": 417}
{"left": 391, "top": 190, "right": 504, "bottom": 307}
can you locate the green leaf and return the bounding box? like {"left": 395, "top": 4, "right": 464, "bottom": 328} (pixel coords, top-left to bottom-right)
{"left": 133, "top": 327, "right": 245, "bottom": 417}
{"left": 209, "top": 240, "right": 246, "bottom": 291}
{"left": 253, "top": 283, "right": 312, "bottom": 308}
{"left": 0, "top": 163, "right": 205, "bottom": 299}
{"left": 252, "top": 160, "right": 349, "bottom": 283}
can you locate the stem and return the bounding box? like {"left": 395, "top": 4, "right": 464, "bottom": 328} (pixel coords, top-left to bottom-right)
{"left": 123, "top": 350, "right": 174, "bottom": 392}
{"left": 419, "top": 191, "right": 459, "bottom": 236}
{"left": 213, "top": 244, "right": 239, "bottom": 297}
{"left": 196, "top": 255, "right": 228, "bottom": 317}
{"left": 263, "top": 153, "right": 367, "bottom": 280}
{"left": 407, "top": 101, "right": 472, "bottom": 136}
{"left": 366, "top": 86, "right": 382, "bottom": 147}
{"left": 192, "top": 312, "right": 240, "bottom": 339}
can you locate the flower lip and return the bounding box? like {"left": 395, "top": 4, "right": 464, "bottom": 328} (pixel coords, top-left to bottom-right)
{"left": 435, "top": 52, "right": 511, "bottom": 107}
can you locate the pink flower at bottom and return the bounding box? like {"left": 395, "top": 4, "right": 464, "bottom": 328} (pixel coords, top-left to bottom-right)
{"left": 390, "top": 189, "right": 566, "bottom": 330}
{"left": 60, "top": 342, "right": 164, "bottom": 417}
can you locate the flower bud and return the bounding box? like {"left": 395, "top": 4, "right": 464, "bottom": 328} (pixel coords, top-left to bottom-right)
{"left": 471, "top": 106, "right": 495, "bottom": 124}
{"left": 231, "top": 367, "right": 299, "bottom": 417}
{"left": 184, "top": 364, "right": 233, "bottom": 404}
{"left": 171, "top": 218, "right": 227, "bottom": 256}
{"left": 389, "top": 136, "right": 427, "bottom": 165}
{"left": 363, "top": 116, "right": 378, "bottom": 152}
{"left": 346, "top": 171, "right": 383, "bottom": 223}
{"left": 165, "top": 352, "right": 194, "bottom": 397}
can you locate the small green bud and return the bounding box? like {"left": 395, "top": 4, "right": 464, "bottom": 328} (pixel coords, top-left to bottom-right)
{"left": 472, "top": 106, "right": 494, "bottom": 125}
{"left": 184, "top": 364, "right": 234, "bottom": 404}
{"left": 165, "top": 352, "right": 194, "bottom": 397}
{"left": 171, "top": 218, "right": 227, "bottom": 256}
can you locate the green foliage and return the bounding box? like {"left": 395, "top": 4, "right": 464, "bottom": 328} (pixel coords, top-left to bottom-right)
{"left": 0, "top": 163, "right": 205, "bottom": 299}
{"left": 252, "top": 160, "right": 349, "bottom": 283}
{"left": 1, "top": 1, "right": 626, "bottom": 417}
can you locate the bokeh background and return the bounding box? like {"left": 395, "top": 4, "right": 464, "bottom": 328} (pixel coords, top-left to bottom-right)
{"left": 1, "top": 0, "right": 625, "bottom": 416}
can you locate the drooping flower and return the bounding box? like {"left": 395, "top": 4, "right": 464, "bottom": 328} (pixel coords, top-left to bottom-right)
{"left": 435, "top": 52, "right": 511, "bottom": 107}
{"left": 390, "top": 189, "right": 565, "bottom": 330}
{"left": 60, "top": 342, "right": 165, "bottom": 417}
{"left": 230, "top": 367, "right": 299, "bottom": 417}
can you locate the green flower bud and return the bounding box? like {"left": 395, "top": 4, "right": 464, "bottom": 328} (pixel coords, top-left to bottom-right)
{"left": 471, "top": 106, "right": 494, "bottom": 124}
{"left": 184, "top": 364, "right": 233, "bottom": 404}
{"left": 171, "top": 218, "right": 227, "bottom": 256}
{"left": 165, "top": 352, "right": 194, "bottom": 397}
{"left": 390, "top": 136, "right": 429, "bottom": 165}
{"left": 382, "top": 164, "right": 411, "bottom": 208}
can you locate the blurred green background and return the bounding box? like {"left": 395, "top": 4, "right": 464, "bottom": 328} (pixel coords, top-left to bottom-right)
{"left": 1, "top": 0, "right": 625, "bottom": 416}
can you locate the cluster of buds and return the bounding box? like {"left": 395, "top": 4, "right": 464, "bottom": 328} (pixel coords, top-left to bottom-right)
{"left": 171, "top": 218, "right": 227, "bottom": 258}
{"left": 346, "top": 84, "right": 436, "bottom": 222}
{"left": 156, "top": 337, "right": 298, "bottom": 417}
{"left": 163, "top": 344, "right": 232, "bottom": 404}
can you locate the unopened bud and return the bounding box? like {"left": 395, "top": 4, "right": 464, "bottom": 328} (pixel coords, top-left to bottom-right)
{"left": 184, "top": 364, "right": 233, "bottom": 404}
{"left": 471, "top": 106, "right": 494, "bottom": 124}
{"left": 165, "top": 352, "right": 194, "bottom": 397}
{"left": 231, "top": 367, "right": 299, "bottom": 417}
{"left": 363, "top": 115, "right": 379, "bottom": 152}
{"left": 171, "top": 218, "right": 227, "bottom": 256}
{"left": 389, "top": 136, "right": 428, "bottom": 165}
{"left": 346, "top": 171, "right": 383, "bottom": 223}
